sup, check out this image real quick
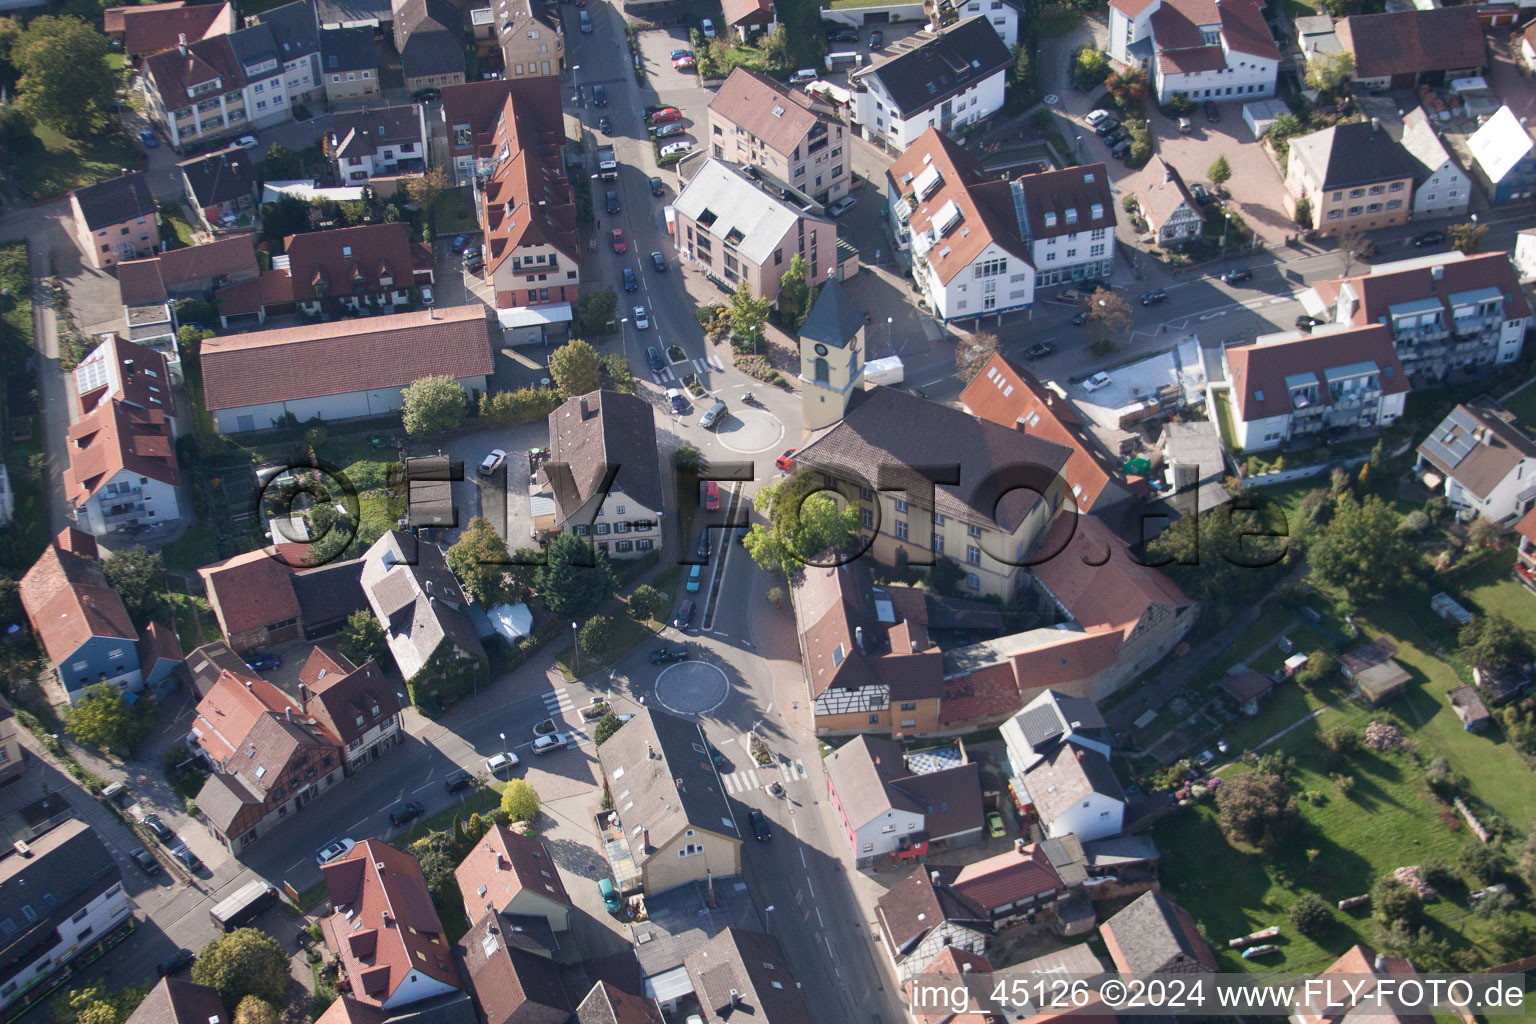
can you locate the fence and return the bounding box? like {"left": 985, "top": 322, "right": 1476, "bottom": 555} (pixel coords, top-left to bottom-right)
{"left": 1244, "top": 452, "right": 1373, "bottom": 489}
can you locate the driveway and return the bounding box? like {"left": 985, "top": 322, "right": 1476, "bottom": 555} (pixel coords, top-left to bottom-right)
{"left": 427, "top": 420, "right": 554, "bottom": 547}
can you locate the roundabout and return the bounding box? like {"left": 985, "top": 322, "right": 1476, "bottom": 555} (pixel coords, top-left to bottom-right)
{"left": 714, "top": 408, "right": 785, "bottom": 454}
{"left": 653, "top": 660, "right": 731, "bottom": 715}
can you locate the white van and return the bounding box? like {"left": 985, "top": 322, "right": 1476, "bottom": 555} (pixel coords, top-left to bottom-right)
{"left": 788, "top": 68, "right": 817, "bottom": 84}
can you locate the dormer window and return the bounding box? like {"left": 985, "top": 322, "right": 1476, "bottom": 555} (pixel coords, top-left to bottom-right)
{"left": 1043, "top": 212, "right": 1057, "bottom": 227}
{"left": 1065, "top": 208, "right": 1078, "bottom": 224}
{"left": 1090, "top": 203, "right": 1104, "bottom": 219}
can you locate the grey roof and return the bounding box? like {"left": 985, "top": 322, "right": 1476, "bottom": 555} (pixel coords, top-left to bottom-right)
{"left": 125, "top": 978, "right": 226, "bottom": 1024}
{"left": 332, "top": 104, "right": 425, "bottom": 158}
{"left": 196, "top": 769, "right": 262, "bottom": 831}
{"left": 393, "top": 0, "right": 465, "bottom": 80}
{"left": 574, "top": 981, "right": 663, "bottom": 1024}
{"left": 318, "top": 0, "right": 392, "bottom": 27}
{"left": 1021, "top": 744, "right": 1124, "bottom": 828}
{"left": 292, "top": 557, "right": 368, "bottom": 633}
{"left": 684, "top": 928, "right": 816, "bottom": 1024}
{"left": 673, "top": 159, "right": 811, "bottom": 267}
{"left": 1015, "top": 689, "right": 1109, "bottom": 751}
{"left": 992, "top": 942, "right": 1106, "bottom": 980}
{"left": 546, "top": 391, "right": 663, "bottom": 524}
{"left": 1417, "top": 402, "right": 1536, "bottom": 501}
{"left": 455, "top": 913, "right": 571, "bottom": 1024}
{"left": 799, "top": 275, "right": 863, "bottom": 350}
{"left": 228, "top": 22, "right": 282, "bottom": 73}
{"left": 0, "top": 818, "right": 121, "bottom": 984}
{"left": 186, "top": 639, "right": 254, "bottom": 698}
{"left": 1016, "top": 704, "right": 1066, "bottom": 747}
{"left": 1397, "top": 108, "right": 1458, "bottom": 185}
{"left": 387, "top": 992, "right": 479, "bottom": 1024}
{"left": 180, "top": 147, "right": 257, "bottom": 207}
{"left": 360, "top": 531, "right": 488, "bottom": 681}
{"left": 875, "top": 866, "right": 988, "bottom": 954}
{"left": 1081, "top": 834, "right": 1161, "bottom": 867}
{"left": 598, "top": 708, "right": 739, "bottom": 868}
{"left": 74, "top": 173, "right": 156, "bottom": 230}
{"left": 253, "top": 0, "right": 322, "bottom": 59}
{"left": 322, "top": 26, "right": 378, "bottom": 72}
{"left": 1290, "top": 121, "right": 1417, "bottom": 191}
{"left": 861, "top": 17, "right": 1012, "bottom": 118}
{"left": 1101, "top": 891, "right": 1216, "bottom": 974}
{"left": 629, "top": 876, "right": 762, "bottom": 978}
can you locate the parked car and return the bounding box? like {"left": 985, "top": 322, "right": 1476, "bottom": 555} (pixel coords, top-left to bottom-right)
{"left": 701, "top": 17, "right": 715, "bottom": 36}
{"left": 666, "top": 387, "right": 688, "bottom": 413}
{"left": 316, "top": 838, "right": 356, "bottom": 865}
{"left": 599, "top": 877, "right": 622, "bottom": 913}
{"left": 654, "top": 122, "right": 685, "bottom": 138}
{"left": 170, "top": 842, "right": 204, "bottom": 872}
{"left": 237, "top": 135, "right": 259, "bottom": 149}
{"left": 775, "top": 449, "right": 797, "bottom": 471}
{"left": 987, "top": 811, "right": 1006, "bottom": 838}
{"left": 1071, "top": 309, "right": 1090, "bottom": 326}
{"left": 828, "top": 27, "right": 857, "bottom": 42}
{"left": 650, "top": 177, "right": 665, "bottom": 196}
{"left": 130, "top": 847, "right": 161, "bottom": 876}
{"left": 1140, "top": 289, "right": 1168, "bottom": 306}
{"left": 650, "top": 645, "right": 688, "bottom": 664}
{"left": 611, "top": 228, "right": 627, "bottom": 253}
{"left": 1220, "top": 267, "right": 1253, "bottom": 284}
{"left": 1084, "top": 109, "right": 1114, "bottom": 128}
{"left": 647, "top": 346, "right": 666, "bottom": 373}
{"left": 697, "top": 530, "right": 711, "bottom": 559}
{"left": 532, "top": 733, "right": 571, "bottom": 755}
{"left": 389, "top": 801, "right": 424, "bottom": 826}
{"left": 673, "top": 599, "right": 695, "bottom": 629}
{"left": 1190, "top": 183, "right": 1213, "bottom": 205}
{"left": 605, "top": 190, "right": 619, "bottom": 213}
{"left": 485, "top": 751, "right": 520, "bottom": 775}
{"left": 828, "top": 196, "right": 856, "bottom": 217}
{"left": 686, "top": 565, "right": 702, "bottom": 592}
{"left": 1205, "top": 100, "right": 1220, "bottom": 122}
{"left": 411, "top": 87, "right": 441, "bottom": 102}
{"left": 592, "top": 84, "right": 607, "bottom": 107}
{"left": 138, "top": 129, "right": 158, "bottom": 148}
{"left": 660, "top": 141, "right": 692, "bottom": 158}
{"left": 246, "top": 652, "right": 280, "bottom": 671}
{"left": 749, "top": 808, "right": 771, "bottom": 840}
{"left": 1414, "top": 230, "right": 1446, "bottom": 248}
{"left": 444, "top": 768, "right": 474, "bottom": 792}
{"left": 869, "top": 29, "right": 883, "bottom": 47}
{"left": 597, "top": 115, "right": 611, "bottom": 133}
{"left": 1178, "top": 116, "right": 1193, "bottom": 134}
{"left": 622, "top": 267, "right": 637, "bottom": 292}
{"left": 1112, "top": 140, "right": 1132, "bottom": 160}
{"left": 673, "top": 54, "right": 695, "bottom": 69}
{"left": 699, "top": 399, "right": 727, "bottom": 429}
{"left": 671, "top": 48, "right": 692, "bottom": 59}
{"left": 633, "top": 305, "right": 649, "bottom": 329}
{"left": 789, "top": 68, "right": 817, "bottom": 84}
{"left": 1025, "top": 343, "right": 1057, "bottom": 359}
{"left": 478, "top": 449, "right": 506, "bottom": 475}
{"left": 1082, "top": 371, "right": 1112, "bottom": 392}
{"left": 1094, "top": 118, "right": 1121, "bottom": 137}
{"left": 578, "top": 9, "right": 591, "bottom": 31}
{"left": 650, "top": 107, "right": 683, "bottom": 123}
{"left": 704, "top": 480, "right": 720, "bottom": 510}
{"left": 142, "top": 813, "right": 173, "bottom": 843}
{"left": 651, "top": 250, "right": 667, "bottom": 272}
{"left": 1295, "top": 314, "right": 1323, "bottom": 332}
{"left": 157, "top": 949, "right": 195, "bottom": 976}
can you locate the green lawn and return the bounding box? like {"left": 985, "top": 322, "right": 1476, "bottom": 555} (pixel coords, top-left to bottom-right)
{"left": 1212, "top": 390, "right": 1239, "bottom": 450}
{"left": 166, "top": 592, "right": 215, "bottom": 652}
{"left": 1499, "top": 381, "right": 1536, "bottom": 428}
{"left": 160, "top": 205, "right": 197, "bottom": 250}
{"left": 433, "top": 188, "right": 478, "bottom": 238}
{"left": 555, "top": 614, "right": 654, "bottom": 681}
{"left": 8, "top": 124, "right": 144, "bottom": 200}
{"left": 161, "top": 519, "right": 218, "bottom": 572}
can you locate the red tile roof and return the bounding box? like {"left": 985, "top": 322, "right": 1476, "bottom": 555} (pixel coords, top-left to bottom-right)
{"left": 1297, "top": 944, "right": 1427, "bottom": 1024}
{"left": 283, "top": 222, "right": 425, "bottom": 299}
{"left": 200, "top": 305, "right": 494, "bottom": 411}
{"left": 138, "top": 620, "right": 184, "bottom": 678}
{"left": 144, "top": 35, "right": 244, "bottom": 112}
{"left": 63, "top": 398, "right": 179, "bottom": 506}
{"left": 442, "top": 80, "right": 515, "bottom": 160}
{"left": 19, "top": 543, "right": 138, "bottom": 667}
{"left": 298, "top": 648, "right": 399, "bottom": 747}
{"left": 950, "top": 843, "right": 1064, "bottom": 915}
{"left": 1008, "top": 629, "right": 1123, "bottom": 690}
{"left": 904, "top": 948, "right": 996, "bottom": 1024}
{"left": 110, "top": 1, "right": 235, "bottom": 59}
{"left": 197, "top": 547, "right": 305, "bottom": 638}
{"left": 1225, "top": 323, "right": 1409, "bottom": 423}
{"left": 1033, "top": 515, "right": 1189, "bottom": 639}
{"left": 452, "top": 825, "right": 571, "bottom": 924}
{"left": 961, "top": 354, "right": 1122, "bottom": 513}
{"left": 321, "top": 839, "right": 461, "bottom": 1008}
{"left": 117, "top": 259, "right": 169, "bottom": 307}
{"left": 1152, "top": 0, "right": 1278, "bottom": 62}
{"left": 709, "top": 68, "right": 826, "bottom": 158}
{"left": 941, "top": 663, "right": 1022, "bottom": 726}
{"left": 1336, "top": 8, "right": 1485, "bottom": 81}
{"left": 1516, "top": 506, "right": 1536, "bottom": 546}
{"left": 480, "top": 92, "right": 578, "bottom": 274}
{"left": 721, "top": 0, "right": 774, "bottom": 28}
{"left": 75, "top": 335, "right": 177, "bottom": 419}
{"left": 1333, "top": 252, "right": 1531, "bottom": 328}
{"left": 191, "top": 669, "right": 300, "bottom": 764}
{"left": 55, "top": 527, "right": 99, "bottom": 560}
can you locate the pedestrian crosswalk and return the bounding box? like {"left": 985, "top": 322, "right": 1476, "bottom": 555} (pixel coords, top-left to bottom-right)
{"left": 653, "top": 360, "right": 711, "bottom": 384}
{"left": 541, "top": 688, "right": 573, "bottom": 717}
{"left": 720, "top": 760, "right": 808, "bottom": 795}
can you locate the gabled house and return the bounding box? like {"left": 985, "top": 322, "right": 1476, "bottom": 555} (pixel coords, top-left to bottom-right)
{"left": 1466, "top": 105, "right": 1536, "bottom": 206}
{"left": 851, "top": 18, "right": 1012, "bottom": 152}
{"left": 943, "top": 842, "right": 1065, "bottom": 928}
{"left": 19, "top": 534, "right": 143, "bottom": 703}
{"left": 573, "top": 983, "right": 663, "bottom": 1024}
{"left": 683, "top": 929, "right": 816, "bottom": 1024}
{"left": 922, "top": 0, "right": 1019, "bottom": 47}
{"left": 143, "top": 35, "right": 251, "bottom": 150}
{"left": 544, "top": 391, "right": 663, "bottom": 557}
{"left": 1285, "top": 121, "right": 1416, "bottom": 236}
{"left": 63, "top": 336, "right": 181, "bottom": 537}
{"left": 825, "top": 735, "right": 984, "bottom": 864}
{"left": 1397, "top": 108, "right": 1471, "bottom": 221}
{"left": 1339, "top": 637, "right": 1411, "bottom": 706}
{"left": 489, "top": 0, "right": 563, "bottom": 80}
{"left": 1107, "top": 0, "right": 1279, "bottom": 104}
{"left": 329, "top": 104, "right": 429, "bottom": 181}
{"left": 392, "top": 0, "right": 466, "bottom": 93}
{"left": 720, "top": 0, "right": 776, "bottom": 42}
{"left": 1334, "top": 7, "right": 1485, "bottom": 90}
{"left": 1220, "top": 323, "right": 1410, "bottom": 451}
{"left": 179, "top": 145, "right": 259, "bottom": 234}
{"left": 454, "top": 914, "right": 570, "bottom": 1024}
{"left": 360, "top": 531, "right": 489, "bottom": 703}
{"left": 1099, "top": 892, "right": 1216, "bottom": 975}
{"left": 197, "top": 545, "right": 307, "bottom": 652}
{"left": 321, "top": 839, "right": 463, "bottom": 1009}
{"left": 246, "top": 1, "right": 324, "bottom": 106}
{"left": 453, "top": 826, "right": 571, "bottom": 934}
{"left": 875, "top": 866, "right": 990, "bottom": 983}
{"left": 297, "top": 647, "right": 403, "bottom": 771}
{"left": 1296, "top": 945, "right": 1425, "bottom": 1024}
{"left": 443, "top": 79, "right": 517, "bottom": 186}
{"left": 124, "top": 978, "right": 227, "bottom": 1024}
{"left": 1133, "top": 159, "right": 1204, "bottom": 246}
{"left": 1415, "top": 402, "right": 1536, "bottom": 524}
{"left": 104, "top": 1, "right": 236, "bottom": 62}
{"left": 70, "top": 173, "right": 159, "bottom": 270}
{"left": 186, "top": 638, "right": 257, "bottom": 698}
{"left": 1302, "top": 252, "right": 1530, "bottom": 381}
{"left": 320, "top": 26, "right": 380, "bottom": 103}
{"left": 117, "top": 233, "right": 261, "bottom": 315}
{"left": 708, "top": 69, "right": 849, "bottom": 206}
{"left": 138, "top": 620, "right": 186, "bottom": 695}
{"left": 1001, "top": 690, "right": 1125, "bottom": 842}
{"left": 282, "top": 222, "right": 435, "bottom": 315}
{"left": 190, "top": 669, "right": 344, "bottom": 849}
{"left": 596, "top": 708, "right": 742, "bottom": 895}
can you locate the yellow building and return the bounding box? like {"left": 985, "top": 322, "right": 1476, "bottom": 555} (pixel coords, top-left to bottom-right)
{"left": 1286, "top": 121, "right": 1415, "bottom": 237}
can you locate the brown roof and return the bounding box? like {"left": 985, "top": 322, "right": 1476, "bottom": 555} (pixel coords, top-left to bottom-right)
{"left": 331, "top": 104, "right": 426, "bottom": 159}
{"left": 1298, "top": 945, "right": 1432, "bottom": 1024}
{"left": 1014, "top": 163, "right": 1117, "bottom": 241}
{"left": 19, "top": 543, "right": 138, "bottom": 667}
{"left": 825, "top": 735, "right": 983, "bottom": 838}
{"left": 124, "top": 977, "right": 227, "bottom": 1024}
{"left": 145, "top": 35, "right": 244, "bottom": 112}
{"left": 201, "top": 305, "right": 493, "bottom": 411}
{"left": 455, "top": 913, "right": 570, "bottom": 1024}
{"left": 941, "top": 662, "right": 1022, "bottom": 725}
{"left": 573, "top": 982, "right": 663, "bottom": 1024}
{"left": 191, "top": 669, "right": 302, "bottom": 763}
{"left": 1333, "top": 252, "right": 1532, "bottom": 328}
{"left": 792, "top": 564, "right": 877, "bottom": 697}
{"left": 198, "top": 547, "right": 304, "bottom": 638}
{"left": 299, "top": 648, "right": 400, "bottom": 746}
{"left": 1336, "top": 7, "right": 1485, "bottom": 80}
{"left": 105, "top": 0, "right": 182, "bottom": 37}
{"left": 158, "top": 232, "right": 257, "bottom": 285}
{"left": 453, "top": 826, "right": 571, "bottom": 924}
{"left": 683, "top": 929, "right": 816, "bottom": 1024}
{"left": 545, "top": 391, "right": 662, "bottom": 523}
{"left": 138, "top": 620, "right": 184, "bottom": 676}
{"left": 1517, "top": 506, "right": 1536, "bottom": 545}
{"left": 1100, "top": 891, "right": 1217, "bottom": 975}
{"left": 214, "top": 267, "right": 299, "bottom": 315}
{"left": 1008, "top": 629, "right": 1123, "bottom": 691}
{"left": 63, "top": 402, "right": 179, "bottom": 504}
{"left": 1157, "top": 46, "right": 1229, "bottom": 74}
{"left": 118, "top": 259, "right": 170, "bottom": 307}
{"left": 1033, "top": 515, "right": 1190, "bottom": 640}
{"left": 903, "top": 948, "right": 995, "bottom": 1024}
{"left": 720, "top": 0, "right": 774, "bottom": 27}
{"left": 962, "top": 354, "right": 1123, "bottom": 513}
{"left": 1151, "top": 0, "right": 1278, "bottom": 62}
{"left": 949, "top": 843, "right": 1064, "bottom": 915}
{"left": 887, "top": 128, "right": 1030, "bottom": 285}
{"left": 480, "top": 91, "right": 578, "bottom": 274}
{"left": 322, "top": 839, "right": 462, "bottom": 1007}
{"left": 112, "top": 1, "right": 235, "bottom": 58}
{"left": 1416, "top": 402, "right": 1536, "bottom": 501}
{"left": 1218, "top": 669, "right": 1274, "bottom": 705}
{"left": 314, "top": 997, "right": 389, "bottom": 1024}
{"left": 795, "top": 386, "right": 1071, "bottom": 533}
{"left": 876, "top": 867, "right": 988, "bottom": 954}
{"left": 1448, "top": 684, "right": 1490, "bottom": 726}
{"left": 1225, "top": 323, "right": 1409, "bottom": 423}
{"left": 709, "top": 68, "right": 827, "bottom": 158}
{"left": 76, "top": 335, "right": 177, "bottom": 419}
{"left": 1135, "top": 158, "right": 1205, "bottom": 231}
{"left": 443, "top": 80, "right": 516, "bottom": 158}
{"left": 55, "top": 526, "right": 99, "bottom": 560}
{"left": 186, "top": 639, "right": 257, "bottom": 698}
{"left": 283, "top": 222, "right": 425, "bottom": 298}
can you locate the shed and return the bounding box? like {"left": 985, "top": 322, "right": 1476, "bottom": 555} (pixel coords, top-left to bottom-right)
{"left": 1243, "top": 99, "right": 1291, "bottom": 141}
{"left": 1431, "top": 592, "right": 1473, "bottom": 625}
{"left": 1218, "top": 670, "right": 1275, "bottom": 715}
{"left": 1447, "top": 684, "right": 1490, "bottom": 732}
{"left": 1283, "top": 653, "right": 1310, "bottom": 676}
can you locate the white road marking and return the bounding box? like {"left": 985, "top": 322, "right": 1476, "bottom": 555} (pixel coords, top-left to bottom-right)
{"left": 824, "top": 934, "right": 835, "bottom": 957}
{"left": 816, "top": 906, "right": 824, "bottom": 926}
{"left": 349, "top": 817, "right": 367, "bottom": 831}
{"left": 693, "top": 359, "right": 709, "bottom": 374}
{"left": 286, "top": 859, "right": 305, "bottom": 873}
{"left": 712, "top": 630, "right": 729, "bottom": 637}
{"left": 412, "top": 781, "right": 437, "bottom": 793}
{"left": 800, "top": 847, "right": 807, "bottom": 867}
{"left": 920, "top": 377, "right": 948, "bottom": 387}
{"left": 807, "top": 878, "right": 815, "bottom": 898}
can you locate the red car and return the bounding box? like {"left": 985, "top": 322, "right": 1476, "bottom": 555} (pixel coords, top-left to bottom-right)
{"left": 650, "top": 107, "right": 682, "bottom": 124}
{"left": 704, "top": 481, "right": 720, "bottom": 511}
{"left": 610, "top": 229, "right": 626, "bottom": 253}
{"left": 775, "top": 450, "right": 797, "bottom": 471}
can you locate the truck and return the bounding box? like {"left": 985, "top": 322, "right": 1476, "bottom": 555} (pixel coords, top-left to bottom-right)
{"left": 210, "top": 880, "right": 278, "bottom": 931}
{"left": 598, "top": 145, "right": 617, "bottom": 180}
{"left": 863, "top": 355, "right": 904, "bottom": 387}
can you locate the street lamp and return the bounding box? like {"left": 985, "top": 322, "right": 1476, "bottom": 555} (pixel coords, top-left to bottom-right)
{"left": 886, "top": 316, "right": 893, "bottom": 351}
{"left": 572, "top": 621, "right": 580, "bottom": 675}
{"left": 499, "top": 732, "right": 506, "bottom": 762}
{"left": 764, "top": 905, "right": 775, "bottom": 932}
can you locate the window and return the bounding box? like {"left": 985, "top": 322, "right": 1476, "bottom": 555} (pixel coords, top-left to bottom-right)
{"left": 895, "top": 521, "right": 908, "bottom": 541}
{"left": 859, "top": 487, "right": 873, "bottom": 501}
{"left": 1387, "top": 199, "right": 1402, "bottom": 209}
{"left": 861, "top": 508, "right": 874, "bottom": 529}
{"left": 1327, "top": 209, "right": 1343, "bottom": 220}
{"left": 967, "top": 524, "right": 981, "bottom": 538}
{"left": 900, "top": 702, "right": 917, "bottom": 711}
{"left": 966, "top": 573, "right": 980, "bottom": 590}
{"left": 1390, "top": 181, "right": 1405, "bottom": 192}
{"left": 869, "top": 714, "right": 880, "bottom": 724}
{"left": 967, "top": 545, "right": 981, "bottom": 564}
{"left": 894, "top": 499, "right": 908, "bottom": 513}
{"left": 882, "top": 824, "right": 896, "bottom": 833}
{"left": 1368, "top": 185, "right": 1384, "bottom": 196}
{"left": 1366, "top": 203, "right": 1382, "bottom": 213}
{"left": 933, "top": 534, "right": 944, "bottom": 555}
{"left": 1347, "top": 206, "right": 1363, "bottom": 216}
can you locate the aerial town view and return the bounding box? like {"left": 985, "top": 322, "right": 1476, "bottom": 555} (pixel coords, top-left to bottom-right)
{"left": 2, "top": 0, "right": 1536, "bottom": 1019}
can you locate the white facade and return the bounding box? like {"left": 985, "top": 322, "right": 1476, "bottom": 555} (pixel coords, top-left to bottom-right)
{"left": 887, "top": 919, "right": 988, "bottom": 984}
{"left": 1155, "top": 57, "right": 1278, "bottom": 104}
{"left": 383, "top": 969, "right": 458, "bottom": 1010}
{"left": 1031, "top": 225, "right": 1115, "bottom": 288}
{"left": 1515, "top": 230, "right": 1536, "bottom": 282}
{"left": 216, "top": 372, "right": 489, "bottom": 432}
{"left": 76, "top": 472, "right": 180, "bottom": 536}
{"left": 1442, "top": 460, "right": 1536, "bottom": 523}
{"left": 855, "top": 69, "right": 1006, "bottom": 152}
{"left": 843, "top": 803, "right": 926, "bottom": 863}
{"left": 1034, "top": 785, "right": 1124, "bottom": 843}
{"left": 242, "top": 65, "right": 292, "bottom": 130}
{"left": 567, "top": 486, "right": 662, "bottom": 559}
{"left": 1410, "top": 153, "right": 1471, "bottom": 219}
{"left": 1228, "top": 390, "right": 1408, "bottom": 451}
{"left": 283, "top": 52, "right": 321, "bottom": 104}
{"left": 344, "top": 715, "right": 402, "bottom": 770}
{"left": 0, "top": 880, "right": 132, "bottom": 1010}
{"left": 949, "top": 0, "right": 1019, "bottom": 47}
{"left": 338, "top": 136, "right": 427, "bottom": 180}
{"left": 915, "top": 240, "right": 1034, "bottom": 322}
{"left": 1108, "top": 3, "right": 1155, "bottom": 64}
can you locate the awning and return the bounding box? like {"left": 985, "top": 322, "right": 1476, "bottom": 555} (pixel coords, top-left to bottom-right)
{"left": 643, "top": 965, "right": 694, "bottom": 1003}
{"left": 497, "top": 302, "right": 573, "bottom": 328}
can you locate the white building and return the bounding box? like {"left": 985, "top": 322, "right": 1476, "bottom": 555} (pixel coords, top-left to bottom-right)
{"left": 923, "top": 0, "right": 1021, "bottom": 47}
{"left": 1416, "top": 403, "right": 1536, "bottom": 524}
{"left": 1398, "top": 108, "right": 1471, "bottom": 220}
{"left": 329, "top": 104, "right": 429, "bottom": 181}
{"left": 1220, "top": 324, "right": 1410, "bottom": 452}
{"left": 1515, "top": 228, "right": 1536, "bottom": 282}
{"left": 851, "top": 18, "right": 1011, "bottom": 152}
{"left": 1000, "top": 691, "right": 1124, "bottom": 843}
{"left": 1134, "top": 158, "right": 1205, "bottom": 246}
{"left": 0, "top": 820, "right": 134, "bottom": 1012}
{"left": 1107, "top": 0, "right": 1280, "bottom": 104}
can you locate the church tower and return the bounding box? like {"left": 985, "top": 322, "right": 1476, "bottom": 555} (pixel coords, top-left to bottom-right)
{"left": 797, "top": 274, "right": 865, "bottom": 434}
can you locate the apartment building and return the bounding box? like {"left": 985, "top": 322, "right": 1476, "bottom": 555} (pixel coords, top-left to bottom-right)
{"left": 392, "top": 0, "right": 467, "bottom": 93}
{"left": 245, "top": 1, "right": 324, "bottom": 106}
{"left": 143, "top": 36, "right": 252, "bottom": 149}
{"left": 851, "top": 18, "right": 1012, "bottom": 152}
{"left": 1285, "top": 120, "right": 1416, "bottom": 236}
{"left": 490, "top": 0, "right": 564, "bottom": 80}
{"left": 70, "top": 173, "right": 159, "bottom": 271}
{"left": 329, "top": 104, "right": 429, "bottom": 180}
{"left": 1107, "top": 0, "right": 1279, "bottom": 104}
{"left": 319, "top": 26, "right": 380, "bottom": 102}
{"left": 708, "top": 68, "right": 851, "bottom": 206}
{"left": 922, "top": 0, "right": 1020, "bottom": 47}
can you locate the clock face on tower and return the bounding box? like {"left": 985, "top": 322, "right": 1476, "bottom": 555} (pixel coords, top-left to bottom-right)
{"left": 814, "top": 344, "right": 829, "bottom": 356}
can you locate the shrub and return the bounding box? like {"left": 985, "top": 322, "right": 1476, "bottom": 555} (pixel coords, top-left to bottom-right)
{"left": 1372, "top": 876, "right": 1421, "bottom": 927}
{"left": 1289, "top": 892, "right": 1334, "bottom": 937}
{"left": 1215, "top": 770, "right": 1298, "bottom": 848}
{"left": 1418, "top": 856, "right": 1458, "bottom": 892}
{"left": 1459, "top": 842, "right": 1502, "bottom": 886}
{"left": 500, "top": 779, "right": 540, "bottom": 823}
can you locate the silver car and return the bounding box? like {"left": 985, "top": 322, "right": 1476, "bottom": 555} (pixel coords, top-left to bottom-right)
{"left": 699, "top": 399, "right": 728, "bottom": 429}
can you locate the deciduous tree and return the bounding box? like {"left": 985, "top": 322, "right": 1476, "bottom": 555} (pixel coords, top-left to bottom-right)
{"left": 1214, "top": 769, "right": 1298, "bottom": 848}
{"left": 500, "top": 778, "right": 540, "bottom": 822}
{"left": 233, "top": 997, "right": 279, "bottom": 1024}
{"left": 574, "top": 289, "right": 618, "bottom": 336}
{"left": 338, "top": 608, "right": 386, "bottom": 666}
{"left": 404, "top": 166, "right": 450, "bottom": 209}
{"left": 627, "top": 584, "right": 665, "bottom": 622}
{"left": 1105, "top": 66, "right": 1147, "bottom": 101}
{"left": 447, "top": 516, "right": 514, "bottom": 606}
{"left": 533, "top": 533, "right": 613, "bottom": 620}
{"left": 1288, "top": 892, "right": 1334, "bottom": 937}
{"left": 191, "top": 928, "right": 292, "bottom": 1010}
{"left": 1083, "top": 287, "right": 1131, "bottom": 335}
{"left": 15, "top": 17, "right": 114, "bottom": 138}
{"left": 744, "top": 473, "right": 861, "bottom": 572}
{"left": 101, "top": 545, "right": 165, "bottom": 624}
{"left": 1458, "top": 613, "right": 1533, "bottom": 673}
{"left": 400, "top": 375, "right": 467, "bottom": 437}
{"left": 671, "top": 444, "right": 702, "bottom": 476}
{"left": 776, "top": 254, "right": 812, "bottom": 330}
{"left": 579, "top": 615, "right": 614, "bottom": 657}
{"left": 66, "top": 684, "right": 152, "bottom": 754}
{"left": 594, "top": 711, "right": 624, "bottom": 745}
{"left": 1207, "top": 154, "right": 1232, "bottom": 189}
{"left": 548, "top": 338, "right": 602, "bottom": 397}
{"left": 1306, "top": 494, "right": 1414, "bottom": 605}
{"left": 1447, "top": 221, "right": 1488, "bottom": 254}
{"left": 263, "top": 143, "right": 304, "bottom": 180}
{"left": 1304, "top": 51, "right": 1355, "bottom": 93}
{"left": 729, "top": 281, "right": 770, "bottom": 353}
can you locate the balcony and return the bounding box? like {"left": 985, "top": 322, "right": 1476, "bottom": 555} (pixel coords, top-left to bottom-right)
{"left": 102, "top": 503, "right": 146, "bottom": 524}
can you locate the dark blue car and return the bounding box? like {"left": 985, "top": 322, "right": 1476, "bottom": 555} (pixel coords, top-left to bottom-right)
{"left": 246, "top": 652, "right": 281, "bottom": 672}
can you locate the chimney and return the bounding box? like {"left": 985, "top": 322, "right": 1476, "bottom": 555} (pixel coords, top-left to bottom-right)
{"left": 297, "top": 682, "right": 310, "bottom": 713}
{"left": 675, "top": 777, "right": 686, "bottom": 792}
{"left": 285, "top": 706, "right": 293, "bottom": 722}
{"left": 855, "top": 626, "right": 864, "bottom": 650}
{"left": 961, "top": 962, "right": 974, "bottom": 973}
{"left": 1164, "top": 162, "right": 1175, "bottom": 183}
{"left": 1014, "top": 838, "right": 1025, "bottom": 854}
{"left": 245, "top": 681, "right": 254, "bottom": 693}
{"left": 1374, "top": 953, "right": 1385, "bottom": 971}
{"left": 647, "top": 743, "right": 656, "bottom": 759}
{"left": 930, "top": 870, "right": 941, "bottom": 885}
{"left": 178, "top": 32, "right": 188, "bottom": 56}
{"left": 580, "top": 396, "right": 592, "bottom": 419}
{"left": 730, "top": 989, "right": 742, "bottom": 1008}
{"left": 1370, "top": 117, "right": 1380, "bottom": 137}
